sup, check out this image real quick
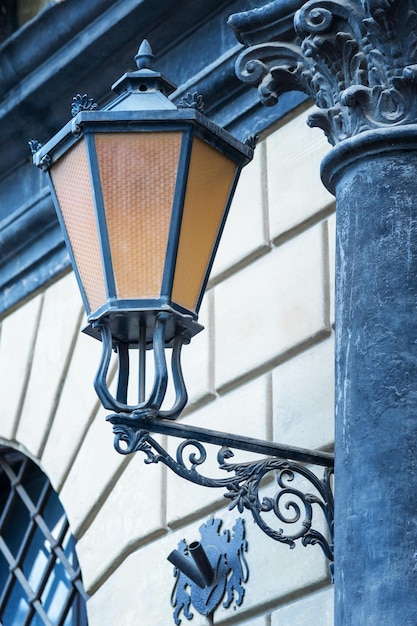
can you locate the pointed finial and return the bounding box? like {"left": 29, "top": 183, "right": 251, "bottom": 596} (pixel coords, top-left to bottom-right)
{"left": 134, "top": 39, "right": 154, "bottom": 70}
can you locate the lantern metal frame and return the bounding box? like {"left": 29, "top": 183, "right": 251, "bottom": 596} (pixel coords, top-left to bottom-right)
{"left": 31, "top": 41, "right": 334, "bottom": 577}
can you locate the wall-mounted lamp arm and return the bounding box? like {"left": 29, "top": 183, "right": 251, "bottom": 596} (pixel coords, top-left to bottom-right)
{"left": 108, "top": 413, "right": 334, "bottom": 576}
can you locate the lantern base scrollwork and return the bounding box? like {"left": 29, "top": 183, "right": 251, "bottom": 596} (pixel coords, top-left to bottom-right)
{"left": 107, "top": 413, "right": 334, "bottom": 580}
{"left": 89, "top": 310, "right": 201, "bottom": 420}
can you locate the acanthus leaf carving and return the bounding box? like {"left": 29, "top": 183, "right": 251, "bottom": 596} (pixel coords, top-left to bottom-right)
{"left": 232, "top": 0, "right": 417, "bottom": 144}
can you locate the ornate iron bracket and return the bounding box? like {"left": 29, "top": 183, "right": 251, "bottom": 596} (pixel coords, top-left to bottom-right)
{"left": 108, "top": 413, "right": 334, "bottom": 578}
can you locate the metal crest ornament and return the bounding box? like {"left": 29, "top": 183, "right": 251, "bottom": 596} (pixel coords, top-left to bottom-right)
{"left": 177, "top": 91, "right": 205, "bottom": 112}
{"left": 28, "top": 139, "right": 42, "bottom": 155}
{"left": 169, "top": 518, "right": 248, "bottom": 624}
{"left": 245, "top": 134, "right": 259, "bottom": 149}
{"left": 231, "top": 0, "right": 417, "bottom": 145}
{"left": 71, "top": 93, "right": 98, "bottom": 117}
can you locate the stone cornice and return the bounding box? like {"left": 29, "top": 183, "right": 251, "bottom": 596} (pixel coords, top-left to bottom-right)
{"left": 231, "top": 0, "right": 417, "bottom": 145}
{"left": 228, "top": 0, "right": 303, "bottom": 46}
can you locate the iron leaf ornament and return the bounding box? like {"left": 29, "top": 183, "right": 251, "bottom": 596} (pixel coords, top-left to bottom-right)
{"left": 71, "top": 93, "right": 98, "bottom": 117}
{"left": 233, "top": 0, "right": 417, "bottom": 144}
{"left": 177, "top": 92, "right": 205, "bottom": 112}
{"left": 28, "top": 139, "right": 42, "bottom": 155}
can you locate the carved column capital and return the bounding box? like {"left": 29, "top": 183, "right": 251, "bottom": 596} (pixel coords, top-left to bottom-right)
{"left": 231, "top": 0, "right": 417, "bottom": 144}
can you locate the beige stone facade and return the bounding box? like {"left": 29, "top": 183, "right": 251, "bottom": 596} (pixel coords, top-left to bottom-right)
{"left": 0, "top": 105, "right": 335, "bottom": 624}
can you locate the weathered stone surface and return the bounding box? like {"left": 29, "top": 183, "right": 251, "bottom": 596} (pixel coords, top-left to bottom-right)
{"left": 272, "top": 335, "right": 334, "bottom": 450}
{"left": 0, "top": 294, "right": 43, "bottom": 439}
{"left": 233, "top": 1, "right": 417, "bottom": 144}
{"left": 76, "top": 452, "right": 165, "bottom": 594}
{"left": 266, "top": 110, "right": 334, "bottom": 241}
{"left": 271, "top": 586, "right": 333, "bottom": 625}
{"left": 215, "top": 223, "right": 329, "bottom": 389}
{"left": 213, "top": 143, "right": 268, "bottom": 277}
{"left": 16, "top": 273, "right": 82, "bottom": 457}
{"left": 41, "top": 321, "right": 103, "bottom": 490}
{"left": 327, "top": 137, "right": 417, "bottom": 625}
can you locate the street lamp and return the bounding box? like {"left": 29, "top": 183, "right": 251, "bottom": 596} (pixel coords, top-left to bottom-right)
{"left": 32, "top": 40, "right": 251, "bottom": 421}
{"left": 31, "top": 40, "right": 334, "bottom": 575}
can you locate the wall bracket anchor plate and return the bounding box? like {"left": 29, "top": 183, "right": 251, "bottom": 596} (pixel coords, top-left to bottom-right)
{"left": 168, "top": 517, "right": 248, "bottom": 624}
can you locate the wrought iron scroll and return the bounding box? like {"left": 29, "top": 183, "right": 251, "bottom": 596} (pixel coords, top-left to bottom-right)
{"left": 108, "top": 414, "right": 334, "bottom": 576}
{"left": 93, "top": 313, "right": 189, "bottom": 420}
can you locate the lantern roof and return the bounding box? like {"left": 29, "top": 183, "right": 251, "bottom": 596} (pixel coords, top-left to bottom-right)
{"left": 32, "top": 39, "right": 253, "bottom": 171}
{"left": 108, "top": 40, "right": 177, "bottom": 112}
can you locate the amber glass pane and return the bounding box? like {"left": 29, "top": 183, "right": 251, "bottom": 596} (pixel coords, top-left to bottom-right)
{"left": 172, "top": 137, "right": 238, "bottom": 312}
{"left": 95, "top": 132, "right": 182, "bottom": 300}
{"left": 50, "top": 139, "right": 106, "bottom": 314}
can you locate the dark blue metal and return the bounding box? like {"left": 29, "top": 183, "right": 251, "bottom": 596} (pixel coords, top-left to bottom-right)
{"left": 160, "top": 129, "right": 194, "bottom": 302}
{"left": 110, "top": 415, "right": 334, "bottom": 466}
{"left": 36, "top": 110, "right": 254, "bottom": 166}
{"left": 26, "top": 26, "right": 336, "bottom": 594}
{"left": 31, "top": 41, "right": 253, "bottom": 428}
{"left": 84, "top": 132, "right": 117, "bottom": 305}
{"left": 158, "top": 333, "right": 189, "bottom": 420}
{"left": 188, "top": 542, "right": 214, "bottom": 587}
{"left": 108, "top": 414, "right": 334, "bottom": 573}
{"left": 93, "top": 311, "right": 192, "bottom": 419}
{"left": 169, "top": 518, "right": 248, "bottom": 624}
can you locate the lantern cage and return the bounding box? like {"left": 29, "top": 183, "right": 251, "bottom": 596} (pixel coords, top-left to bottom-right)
{"left": 32, "top": 40, "right": 252, "bottom": 419}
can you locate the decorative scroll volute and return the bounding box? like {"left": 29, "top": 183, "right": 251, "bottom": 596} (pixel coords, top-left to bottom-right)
{"left": 232, "top": 0, "right": 417, "bottom": 144}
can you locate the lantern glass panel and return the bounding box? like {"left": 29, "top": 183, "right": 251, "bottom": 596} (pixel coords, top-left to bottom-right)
{"left": 95, "top": 132, "right": 183, "bottom": 300}
{"left": 172, "top": 137, "right": 238, "bottom": 313}
{"left": 50, "top": 139, "right": 106, "bottom": 314}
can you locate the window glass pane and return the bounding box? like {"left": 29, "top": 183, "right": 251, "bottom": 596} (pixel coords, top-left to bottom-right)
{"left": 3, "top": 495, "right": 30, "bottom": 558}
{"left": 0, "top": 551, "right": 9, "bottom": 592}
{"left": 2, "top": 580, "right": 30, "bottom": 626}
{"left": 24, "top": 526, "right": 49, "bottom": 587}
{"left": 0, "top": 448, "right": 88, "bottom": 625}
{"left": 24, "top": 471, "right": 46, "bottom": 504}
{"left": 43, "top": 493, "right": 66, "bottom": 540}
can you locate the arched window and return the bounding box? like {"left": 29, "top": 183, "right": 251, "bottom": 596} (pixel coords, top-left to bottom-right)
{"left": 0, "top": 447, "right": 88, "bottom": 625}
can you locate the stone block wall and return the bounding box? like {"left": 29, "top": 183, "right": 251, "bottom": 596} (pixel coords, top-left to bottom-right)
{"left": 0, "top": 105, "right": 335, "bottom": 624}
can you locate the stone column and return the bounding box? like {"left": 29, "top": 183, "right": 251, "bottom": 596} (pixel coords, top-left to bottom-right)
{"left": 230, "top": 1, "right": 417, "bottom": 623}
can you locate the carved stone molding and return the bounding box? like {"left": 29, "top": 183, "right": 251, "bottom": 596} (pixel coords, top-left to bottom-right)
{"left": 230, "top": 0, "right": 417, "bottom": 145}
